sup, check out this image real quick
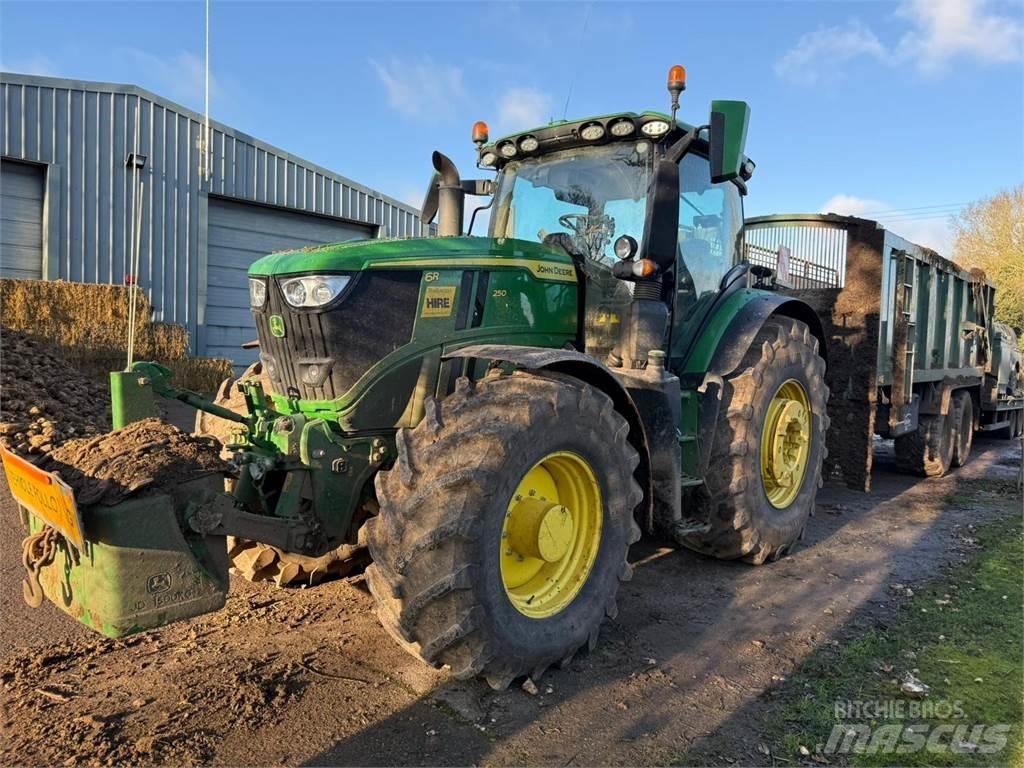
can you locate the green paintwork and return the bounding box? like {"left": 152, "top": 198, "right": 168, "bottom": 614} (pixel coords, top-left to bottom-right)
{"left": 25, "top": 477, "right": 228, "bottom": 638}
{"left": 709, "top": 100, "right": 750, "bottom": 183}
{"left": 251, "top": 242, "right": 578, "bottom": 427}
{"left": 109, "top": 371, "right": 158, "bottom": 429}
{"left": 249, "top": 235, "right": 576, "bottom": 280}
{"left": 674, "top": 288, "right": 770, "bottom": 376}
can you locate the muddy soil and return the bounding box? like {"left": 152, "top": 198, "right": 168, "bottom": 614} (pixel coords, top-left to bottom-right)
{"left": 0, "top": 329, "right": 111, "bottom": 455}
{"left": 0, "top": 437, "right": 1020, "bottom": 767}
{"left": 39, "top": 418, "right": 227, "bottom": 506}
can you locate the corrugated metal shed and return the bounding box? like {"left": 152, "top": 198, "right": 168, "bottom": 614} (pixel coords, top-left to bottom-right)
{"left": 0, "top": 72, "right": 428, "bottom": 354}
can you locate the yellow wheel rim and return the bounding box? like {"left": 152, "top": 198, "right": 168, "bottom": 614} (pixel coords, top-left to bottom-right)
{"left": 500, "top": 451, "right": 603, "bottom": 619}
{"left": 760, "top": 379, "right": 812, "bottom": 509}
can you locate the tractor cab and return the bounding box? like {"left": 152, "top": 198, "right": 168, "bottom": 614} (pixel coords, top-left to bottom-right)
{"left": 423, "top": 67, "right": 754, "bottom": 373}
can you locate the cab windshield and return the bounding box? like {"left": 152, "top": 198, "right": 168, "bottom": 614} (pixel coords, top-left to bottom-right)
{"left": 489, "top": 141, "right": 653, "bottom": 272}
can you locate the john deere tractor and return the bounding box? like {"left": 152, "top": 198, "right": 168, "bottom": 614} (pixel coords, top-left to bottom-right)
{"left": 49, "top": 67, "right": 831, "bottom": 687}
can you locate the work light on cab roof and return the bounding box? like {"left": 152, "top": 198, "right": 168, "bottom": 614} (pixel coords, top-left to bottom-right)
{"left": 469, "top": 63, "right": 735, "bottom": 175}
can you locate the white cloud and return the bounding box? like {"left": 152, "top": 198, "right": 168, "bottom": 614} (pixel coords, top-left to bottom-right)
{"left": 897, "top": 0, "right": 1024, "bottom": 72}
{"left": 777, "top": 0, "right": 1023, "bottom": 84}
{"left": 495, "top": 87, "right": 552, "bottom": 133}
{"left": 122, "top": 49, "right": 224, "bottom": 112}
{"left": 775, "top": 21, "right": 888, "bottom": 85}
{"left": 0, "top": 54, "right": 60, "bottom": 77}
{"left": 820, "top": 194, "right": 955, "bottom": 254}
{"left": 370, "top": 57, "right": 466, "bottom": 120}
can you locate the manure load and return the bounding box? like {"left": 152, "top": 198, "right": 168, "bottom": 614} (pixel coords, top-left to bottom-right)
{"left": 745, "top": 213, "right": 1023, "bottom": 491}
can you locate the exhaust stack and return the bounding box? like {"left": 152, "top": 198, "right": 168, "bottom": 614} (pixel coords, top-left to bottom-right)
{"left": 421, "top": 151, "right": 465, "bottom": 237}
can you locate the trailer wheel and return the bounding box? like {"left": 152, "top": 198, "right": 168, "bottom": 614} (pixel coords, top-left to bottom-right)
{"left": 365, "top": 371, "right": 642, "bottom": 688}
{"left": 894, "top": 407, "right": 955, "bottom": 476}
{"left": 951, "top": 391, "right": 974, "bottom": 468}
{"left": 993, "top": 409, "right": 1023, "bottom": 440}
{"left": 682, "top": 318, "right": 829, "bottom": 565}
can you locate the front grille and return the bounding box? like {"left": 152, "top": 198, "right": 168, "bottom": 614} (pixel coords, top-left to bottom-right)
{"left": 253, "top": 270, "right": 421, "bottom": 400}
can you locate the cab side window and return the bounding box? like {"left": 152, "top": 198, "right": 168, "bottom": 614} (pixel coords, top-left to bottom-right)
{"left": 675, "top": 154, "right": 743, "bottom": 319}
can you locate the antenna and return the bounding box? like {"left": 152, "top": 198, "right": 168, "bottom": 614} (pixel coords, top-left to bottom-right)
{"left": 204, "top": 0, "right": 211, "bottom": 182}
{"left": 561, "top": 2, "right": 593, "bottom": 120}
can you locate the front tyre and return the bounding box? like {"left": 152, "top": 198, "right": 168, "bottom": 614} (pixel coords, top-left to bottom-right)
{"left": 683, "top": 318, "right": 829, "bottom": 564}
{"left": 364, "top": 371, "right": 643, "bottom": 689}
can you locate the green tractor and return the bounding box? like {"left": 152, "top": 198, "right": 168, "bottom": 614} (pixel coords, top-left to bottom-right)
{"left": 130, "top": 66, "right": 828, "bottom": 687}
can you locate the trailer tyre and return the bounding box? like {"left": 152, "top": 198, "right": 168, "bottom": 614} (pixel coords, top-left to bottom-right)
{"left": 682, "top": 318, "right": 829, "bottom": 565}
{"left": 951, "top": 390, "right": 974, "bottom": 468}
{"left": 894, "top": 407, "right": 955, "bottom": 476}
{"left": 994, "top": 409, "right": 1023, "bottom": 440}
{"left": 365, "top": 371, "right": 642, "bottom": 689}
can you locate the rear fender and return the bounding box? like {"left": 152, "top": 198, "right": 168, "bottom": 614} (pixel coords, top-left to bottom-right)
{"left": 696, "top": 293, "right": 828, "bottom": 381}
{"left": 679, "top": 291, "right": 828, "bottom": 477}
{"left": 444, "top": 344, "right": 654, "bottom": 529}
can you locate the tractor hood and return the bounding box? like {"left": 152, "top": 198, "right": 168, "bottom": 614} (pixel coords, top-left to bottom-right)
{"left": 248, "top": 236, "right": 577, "bottom": 284}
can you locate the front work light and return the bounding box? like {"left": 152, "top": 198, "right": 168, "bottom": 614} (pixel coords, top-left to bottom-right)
{"left": 580, "top": 122, "right": 605, "bottom": 141}
{"left": 249, "top": 278, "right": 267, "bottom": 308}
{"left": 518, "top": 135, "right": 539, "bottom": 152}
{"left": 280, "top": 275, "right": 351, "bottom": 308}
{"left": 609, "top": 119, "right": 635, "bottom": 137}
{"left": 641, "top": 120, "right": 670, "bottom": 137}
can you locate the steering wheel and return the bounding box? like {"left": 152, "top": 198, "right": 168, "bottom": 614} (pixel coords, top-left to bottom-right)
{"left": 558, "top": 213, "right": 591, "bottom": 236}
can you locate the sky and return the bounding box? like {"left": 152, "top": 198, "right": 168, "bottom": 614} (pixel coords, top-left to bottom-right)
{"left": 2, "top": 0, "right": 1023, "bottom": 254}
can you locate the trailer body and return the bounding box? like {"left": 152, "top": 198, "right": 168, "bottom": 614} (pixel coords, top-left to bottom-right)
{"left": 745, "top": 213, "right": 1023, "bottom": 490}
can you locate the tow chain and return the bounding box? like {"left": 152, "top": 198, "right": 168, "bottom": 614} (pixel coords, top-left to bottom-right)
{"left": 21, "top": 526, "right": 60, "bottom": 608}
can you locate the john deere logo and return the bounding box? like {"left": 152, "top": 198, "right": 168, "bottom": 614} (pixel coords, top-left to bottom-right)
{"left": 146, "top": 572, "right": 171, "bottom": 594}
{"left": 269, "top": 315, "right": 286, "bottom": 337}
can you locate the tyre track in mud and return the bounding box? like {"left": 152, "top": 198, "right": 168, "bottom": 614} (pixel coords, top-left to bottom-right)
{"left": 1, "top": 437, "right": 1020, "bottom": 766}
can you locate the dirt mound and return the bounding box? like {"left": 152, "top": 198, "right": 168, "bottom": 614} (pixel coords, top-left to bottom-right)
{"left": 41, "top": 418, "right": 228, "bottom": 506}
{"left": 0, "top": 328, "right": 111, "bottom": 454}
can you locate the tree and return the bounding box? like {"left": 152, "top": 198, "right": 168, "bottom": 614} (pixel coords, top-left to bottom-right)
{"left": 952, "top": 186, "right": 1024, "bottom": 334}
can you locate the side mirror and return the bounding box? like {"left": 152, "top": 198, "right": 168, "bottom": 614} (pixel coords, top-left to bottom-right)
{"left": 708, "top": 100, "right": 750, "bottom": 184}
{"left": 638, "top": 158, "right": 680, "bottom": 271}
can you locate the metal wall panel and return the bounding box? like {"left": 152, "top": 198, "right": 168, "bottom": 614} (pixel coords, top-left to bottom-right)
{"left": 0, "top": 159, "right": 44, "bottom": 279}
{"left": 0, "top": 73, "right": 427, "bottom": 355}
{"left": 205, "top": 197, "right": 370, "bottom": 366}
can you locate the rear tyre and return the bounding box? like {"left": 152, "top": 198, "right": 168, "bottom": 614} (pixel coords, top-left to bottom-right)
{"left": 951, "top": 390, "right": 974, "bottom": 468}
{"left": 365, "top": 371, "right": 642, "bottom": 688}
{"left": 895, "top": 407, "right": 955, "bottom": 476}
{"left": 682, "top": 318, "right": 829, "bottom": 565}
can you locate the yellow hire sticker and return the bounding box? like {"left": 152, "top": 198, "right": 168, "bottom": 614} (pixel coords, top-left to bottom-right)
{"left": 421, "top": 285, "right": 457, "bottom": 317}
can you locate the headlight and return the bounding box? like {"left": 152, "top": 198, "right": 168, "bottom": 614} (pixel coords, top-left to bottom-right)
{"left": 280, "top": 275, "right": 351, "bottom": 308}
{"left": 249, "top": 278, "right": 267, "bottom": 308}
{"left": 641, "top": 119, "right": 670, "bottom": 137}
{"left": 580, "top": 122, "right": 605, "bottom": 141}
{"left": 613, "top": 235, "right": 638, "bottom": 260}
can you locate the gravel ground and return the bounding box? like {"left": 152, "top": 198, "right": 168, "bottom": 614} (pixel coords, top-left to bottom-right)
{"left": 0, "top": 435, "right": 1019, "bottom": 766}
